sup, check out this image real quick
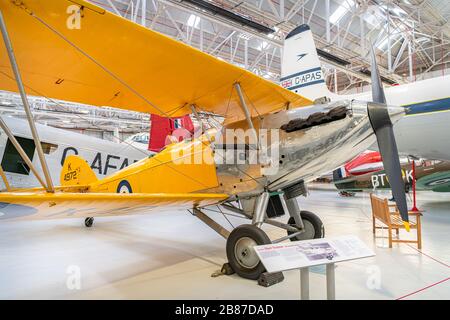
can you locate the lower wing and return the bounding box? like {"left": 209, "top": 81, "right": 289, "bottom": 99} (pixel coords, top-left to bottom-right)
{"left": 0, "top": 192, "right": 228, "bottom": 221}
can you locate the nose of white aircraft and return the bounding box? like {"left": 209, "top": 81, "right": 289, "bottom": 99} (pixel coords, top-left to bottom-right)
{"left": 387, "top": 105, "right": 406, "bottom": 124}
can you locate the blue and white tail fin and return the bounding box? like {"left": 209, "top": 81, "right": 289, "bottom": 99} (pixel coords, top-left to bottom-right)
{"left": 281, "top": 25, "right": 330, "bottom": 100}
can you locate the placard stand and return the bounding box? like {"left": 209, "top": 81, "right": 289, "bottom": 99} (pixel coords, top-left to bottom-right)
{"left": 300, "top": 267, "right": 309, "bottom": 300}
{"left": 254, "top": 235, "right": 375, "bottom": 300}
{"left": 326, "top": 264, "right": 336, "bottom": 300}
{"left": 300, "top": 264, "right": 335, "bottom": 300}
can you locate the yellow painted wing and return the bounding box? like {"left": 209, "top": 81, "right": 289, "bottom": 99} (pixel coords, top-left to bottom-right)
{"left": 0, "top": 0, "right": 312, "bottom": 122}
{"left": 0, "top": 192, "right": 227, "bottom": 221}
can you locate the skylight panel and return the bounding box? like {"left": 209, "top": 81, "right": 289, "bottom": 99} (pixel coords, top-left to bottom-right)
{"left": 330, "top": 0, "right": 356, "bottom": 24}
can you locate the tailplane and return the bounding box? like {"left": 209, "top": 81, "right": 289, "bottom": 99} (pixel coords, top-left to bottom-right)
{"left": 281, "top": 24, "right": 330, "bottom": 100}
{"left": 60, "top": 155, "right": 98, "bottom": 187}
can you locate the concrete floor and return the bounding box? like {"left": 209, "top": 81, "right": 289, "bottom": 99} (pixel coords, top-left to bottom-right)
{"left": 0, "top": 187, "right": 448, "bottom": 300}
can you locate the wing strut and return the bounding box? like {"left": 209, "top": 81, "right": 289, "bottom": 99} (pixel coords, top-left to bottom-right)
{"left": 0, "top": 165, "right": 11, "bottom": 191}
{"left": 233, "top": 83, "right": 259, "bottom": 147}
{"left": 190, "top": 105, "right": 206, "bottom": 134}
{"left": 0, "top": 10, "right": 54, "bottom": 192}
{"left": 0, "top": 117, "right": 48, "bottom": 189}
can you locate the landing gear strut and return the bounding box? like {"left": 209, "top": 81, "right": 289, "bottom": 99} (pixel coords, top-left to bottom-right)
{"left": 84, "top": 217, "right": 94, "bottom": 228}
{"left": 226, "top": 224, "right": 271, "bottom": 280}
{"left": 194, "top": 189, "right": 325, "bottom": 281}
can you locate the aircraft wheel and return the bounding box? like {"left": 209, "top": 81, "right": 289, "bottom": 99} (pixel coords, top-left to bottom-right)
{"left": 84, "top": 217, "right": 94, "bottom": 228}
{"left": 226, "top": 224, "right": 271, "bottom": 280}
{"left": 287, "top": 211, "right": 324, "bottom": 241}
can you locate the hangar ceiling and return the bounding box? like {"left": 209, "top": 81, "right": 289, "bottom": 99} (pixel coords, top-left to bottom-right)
{"left": 0, "top": 0, "right": 449, "bottom": 137}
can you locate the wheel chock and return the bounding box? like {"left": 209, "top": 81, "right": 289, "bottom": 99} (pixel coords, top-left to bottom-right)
{"left": 258, "top": 271, "right": 284, "bottom": 287}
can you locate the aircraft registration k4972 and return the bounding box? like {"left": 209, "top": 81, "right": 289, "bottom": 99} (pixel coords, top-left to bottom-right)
{"left": 0, "top": 0, "right": 410, "bottom": 280}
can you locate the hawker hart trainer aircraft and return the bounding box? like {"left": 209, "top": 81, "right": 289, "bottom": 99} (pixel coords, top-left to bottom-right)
{"left": 0, "top": 116, "right": 149, "bottom": 189}
{"left": 281, "top": 25, "right": 450, "bottom": 161}
{"left": 0, "top": 0, "right": 409, "bottom": 280}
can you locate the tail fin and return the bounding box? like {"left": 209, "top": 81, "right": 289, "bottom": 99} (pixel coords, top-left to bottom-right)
{"left": 60, "top": 155, "right": 98, "bottom": 186}
{"left": 281, "top": 25, "right": 330, "bottom": 100}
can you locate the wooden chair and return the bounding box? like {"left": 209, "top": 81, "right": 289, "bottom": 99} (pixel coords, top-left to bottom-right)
{"left": 369, "top": 194, "right": 422, "bottom": 249}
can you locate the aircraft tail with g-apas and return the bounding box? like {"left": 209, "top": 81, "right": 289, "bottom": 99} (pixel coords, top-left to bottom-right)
{"left": 0, "top": 0, "right": 411, "bottom": 280}
{"left": 281, "top": 24, "right": 450, "bottom": 161}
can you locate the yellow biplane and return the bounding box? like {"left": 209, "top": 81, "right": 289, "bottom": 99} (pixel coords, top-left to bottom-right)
{"left": 0, "top": 0, "right": 409, "bottom": 280}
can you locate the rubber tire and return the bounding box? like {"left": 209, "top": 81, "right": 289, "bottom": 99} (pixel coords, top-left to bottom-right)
{"left": 287, "top": 211, "right": 324, "bottom": 241}
{"left": 84, "top": 217, "right": 94, "bottom": 228}
{"left": 226, "top": 224, "right": 271, "bottom": 280}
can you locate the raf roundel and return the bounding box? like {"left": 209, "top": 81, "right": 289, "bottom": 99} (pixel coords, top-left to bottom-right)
{"left": 117, "top": 180, "right": 133, "bottom": 194}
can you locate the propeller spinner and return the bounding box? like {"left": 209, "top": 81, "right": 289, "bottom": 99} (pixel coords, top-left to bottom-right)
{"left": 367, "top": 46, "right": 410, "bottom": 231}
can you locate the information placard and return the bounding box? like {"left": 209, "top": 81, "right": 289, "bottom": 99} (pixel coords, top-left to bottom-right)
{"left": 254, "top": 235, "right": 375, "bottom": 273}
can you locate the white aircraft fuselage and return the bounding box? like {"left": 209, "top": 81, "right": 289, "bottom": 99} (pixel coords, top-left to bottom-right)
{"left": 0, "top": 116, "right": 150, "bottom": 189}
{"left": 332, "top": 75, "right": 450, "bottom": 160}
{"left": 280, "top": 24, "right": 450, "bottom": 161}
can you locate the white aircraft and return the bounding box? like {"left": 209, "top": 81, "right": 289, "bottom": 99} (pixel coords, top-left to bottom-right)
{"left": 122, "top": 132, "right": 150, "bottom": 151}
{"left": 280, "top": 25, "right": 450, "bottom": 161}
{"left": 0, "top": 116, "right": 150, "bottom": 189}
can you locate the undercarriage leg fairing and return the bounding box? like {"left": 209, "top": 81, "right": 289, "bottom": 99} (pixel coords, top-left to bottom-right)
{"left": 282, "top": 181, "right": 325, "bottom": 241}
{"left": 252, "top": 192, "right": 270, "bottom": 227}
{"left": 284, "top": 195, "right": 304, "bottom": 230}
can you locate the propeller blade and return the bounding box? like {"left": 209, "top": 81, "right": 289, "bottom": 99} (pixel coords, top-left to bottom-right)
{"left": 368, "top": 47, "right": 410, "bottom": 230}
{"left": 369, "top": 47, "right": 387, "bottom": 105}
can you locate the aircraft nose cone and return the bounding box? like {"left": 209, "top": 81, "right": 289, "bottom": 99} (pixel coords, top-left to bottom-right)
{"left": 387, "top": 105, "right": 405, "bottom": 124}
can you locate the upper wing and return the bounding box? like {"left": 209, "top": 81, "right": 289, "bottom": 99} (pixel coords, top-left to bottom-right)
{"left": 0, "top": 192, "right": 227, "bottom": 221}
{"left": 0, "top": 0, "right": 312, "bottom": 122}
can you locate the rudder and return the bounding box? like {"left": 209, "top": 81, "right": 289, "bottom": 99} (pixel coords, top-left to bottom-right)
{"left": 280, "top": 24, "right": 330, "bottom": 100}
{"left": 60, "top": 155, "right": 98, "bottom": 187}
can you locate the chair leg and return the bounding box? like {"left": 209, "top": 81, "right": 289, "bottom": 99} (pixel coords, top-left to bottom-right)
{"left": 388, "top": 226, "right": 393, "bottom": 248}
{"left": 417, "top": 217, "right": 422, "bottom": 249}
{"left": 372, "top": 214, "right": 376, "bottom": 234}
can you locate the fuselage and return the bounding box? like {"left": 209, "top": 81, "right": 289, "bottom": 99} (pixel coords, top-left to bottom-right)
{"left": 0, "top": 116, "right": 150, "bottom": 189}
{"left": 90, "top": 99, "right": 402, "bottom": 198}
{"left": 334, "top": 160, "right": 450, "bottom": 193}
